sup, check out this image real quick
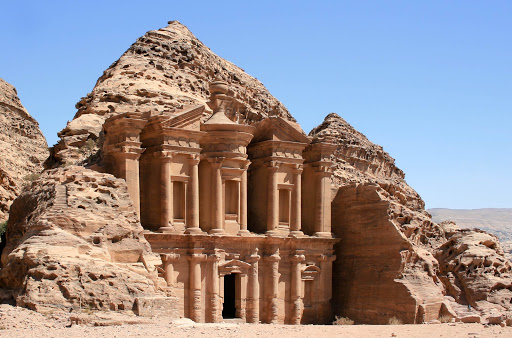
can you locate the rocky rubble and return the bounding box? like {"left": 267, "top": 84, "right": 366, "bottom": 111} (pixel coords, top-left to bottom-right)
{"left": 0, "top": 166, "right": 176, "bottom": 314}
{"left": 50, "top": 20, "right": 294, "bottom": 166}
{"left": 0, "top": 77, "right": 48, "bottom": 223}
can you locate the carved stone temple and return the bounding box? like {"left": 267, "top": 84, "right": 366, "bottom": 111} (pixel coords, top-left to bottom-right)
{"left": 102, "top": 80, "right": 338, "bottom": 324}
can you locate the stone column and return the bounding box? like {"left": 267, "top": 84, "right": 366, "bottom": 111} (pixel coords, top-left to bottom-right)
{"left": 318, "top": 254, "right": 336, "bottom": 324}
{"left": 239, "top": 162, "right": 250, "bottom": 235}
{"left": 113, "top": 146, "right": 144, "bottom": 218}
{"left": 267, "top": 248, "right": 281, "bottom": 323}
{"left": 291, "top": 250, "right": 305, "bottom": 324}
{"left": 210, "top": 159, "right": 225, "bottom": 234}
{"left": 162, "top": 253, "right": 180, "bottom": 286}
{"left": 314, "top": 165, "right": 332, "bottom": 237}
{"left": 189, "top": 249, "right": 206, "bottom": 322}
{"left": 290, "top": 165, "right": 303, "bottom": 236}
{"left": 247, "top": 248, "right": 261, "bottom": 323}
{"left": 186, "top": 155, "right": 202, "bottom": 234}
{"left": 209, "top": 253, "right": 221, "bottom": 323}
{"left": 266, "top": 162, "right": 280, "bottom": 235}
{"left": 159, "top": 152, "right": 174, "bottom": 232}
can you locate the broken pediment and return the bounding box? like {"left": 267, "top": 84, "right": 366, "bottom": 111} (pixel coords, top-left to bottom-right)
{"left": 251, "top": 116, "right": 310, "bottom": 144}
{"left": 161, "top": 105, "right": 205, "bottom": 130}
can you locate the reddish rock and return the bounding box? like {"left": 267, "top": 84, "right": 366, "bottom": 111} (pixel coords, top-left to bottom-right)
{"left": 0, "top": 77, "right": 48, "bottom": 223}
{"left": 0, "top": 166, "right": 175, "bottom": 313}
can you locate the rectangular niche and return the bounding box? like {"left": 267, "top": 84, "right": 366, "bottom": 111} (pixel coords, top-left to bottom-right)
{"left": 173, "top": 181, "right": 186, "bottom": 222}
{"left": 279, "top": 188, "right": 291, "bottom": 225}
{"left": 224, "top": 180, "right": 239, "bottom": 220}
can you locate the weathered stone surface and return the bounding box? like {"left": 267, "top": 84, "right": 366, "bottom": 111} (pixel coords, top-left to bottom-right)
{"left": 0, "top": 166, "right": 174, "bottom": 313}
{"left": 0, "top": 77, "right": 48, "bottom": 223}
{"left": 310, "top": 113, "right": 426, "bottom": 212}
{"left": 51, "top": 20, "right": 295, "bottom": 166}
{"left": 435, "top": 227, "right": 512, "bottom": 317}
{"left": 331, "top": 183, "right": 444, "bottom": 324}
{"left": 430, "top": 208, "right": 512, "bottom": 260}
{"left": 3, "top": 21, "right": 511, "bottom": 325}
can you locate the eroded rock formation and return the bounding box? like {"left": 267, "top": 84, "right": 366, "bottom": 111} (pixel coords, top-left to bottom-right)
{"left": 0, "top": 166, "right": 175, "bottom": 314}
{"left": 2, "top": 21, "right": 511, "bottom": 325}
{"left": 0, "top": 78, "right": 48, "bottom": 223}
{"left": 314, "top": 114, "right": 512, "bottom": 324}
{"left": 51, "top": 20, "right": 294, "bottom": 166}
{"left": 435, "top": 224, "right": 512, "bottom": 318}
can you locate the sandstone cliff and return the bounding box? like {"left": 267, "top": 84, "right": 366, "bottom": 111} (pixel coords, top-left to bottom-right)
{"left": 0, "top": 166, "right": 175, "bottom": 314}
{"left": 0, "top": 78, "right": 48, "bottom": 223}
{"left": 312, "top": 114, "right": 512, "bottom": 324}
{"left": 3, "top": 21, "right": 511, "bottom": 325}
{"left": 51, "top": 20, "right": 294, "bottom": 166}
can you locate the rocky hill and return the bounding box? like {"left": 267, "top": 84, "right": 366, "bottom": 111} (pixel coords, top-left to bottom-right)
{"left": 50, "top": 20, "right": 294, "bottom": 166}
{"left": 0, "top": 78, "right": 48, "bottom": 224}
{"left": 2, "top": 21, "right": 511, "bottom": 325}
{"left": 429, "top": 208, "right": 512, "bottom": 260}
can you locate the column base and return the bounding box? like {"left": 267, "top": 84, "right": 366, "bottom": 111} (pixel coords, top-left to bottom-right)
{"left": 209, "top": 228, "right": 226, "bottom": 235}
{"left": 289, "top": 230, "right": 304, "bottom": 238}
{"left": 185, "top": 227, "right": 205, "bottom": 235}
{"left": 265, "top": 230, "right": 280, "bottom": 237}
{"left": 159, "top": 226, "right": 176, "bottom": 233}
{"left": 313, "top": 231, "right": 332, "bottom": 238}
{"left": 238, "top": 229, "right": 252, "bottom": 236}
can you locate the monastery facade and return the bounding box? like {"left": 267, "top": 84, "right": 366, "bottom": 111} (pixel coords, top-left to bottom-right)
{"left": 102, "top": 80, "right": 338, "bottom": 324}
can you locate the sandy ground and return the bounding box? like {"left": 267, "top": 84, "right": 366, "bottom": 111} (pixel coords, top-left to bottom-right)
{"left": 1, "top": 304, "right": 511, "bottom": 338}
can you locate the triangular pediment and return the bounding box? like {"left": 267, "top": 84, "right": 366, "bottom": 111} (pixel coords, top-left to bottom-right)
{"left": 161, "top": 104, "right": 205, "bottom": 130}
{"left": 219, "top": 259, "right": 251, "bottom": 274}
{"left": 251, "top": 116, "right": 310, "bottom": 144}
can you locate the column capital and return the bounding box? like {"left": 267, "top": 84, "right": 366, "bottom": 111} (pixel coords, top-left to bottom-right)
{"left": 208, "top": 253, "right": 222, "bottom": 262}
{"left": 265, "top": 248, "right": 281, "bottom": 262}
{"left": 267, "top": 161, "right": 281, "bottom": 172}
{"left": 246, "top": 248, "right": 261, "bottom": 263}
{"left": 319, "top": 254, "right": 336, "bottom": 262}
{"left": 291, "top": 250, "right": 306, "bottom": 262}
{"left": 156, "top": 150, "right": 175, "bottom": 161}
{"left": 188, "top": 253, "right": 208, "bottom": 261}
{"left": 189, "top": 153, "right": 201, "bottom": 164}
{"left": 108, "top": 142, "right": 144, "bottom": 160}
{"left": 207, "top": 157, "right": 225, "bottom": 168}
{"left": 162, "top": 253, "right": 180, "bottom": 262}
{"left": 313, "top": 164, "right": 333, "bottom": 175}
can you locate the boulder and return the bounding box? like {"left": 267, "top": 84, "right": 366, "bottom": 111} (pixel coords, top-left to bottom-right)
{"left": 0, "top": 166, "right": 175, "bottom": 313}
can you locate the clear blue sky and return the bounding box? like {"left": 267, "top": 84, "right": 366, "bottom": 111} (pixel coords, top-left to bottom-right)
{"left": 1, "top": 1, "right": 511, "bottom": 209}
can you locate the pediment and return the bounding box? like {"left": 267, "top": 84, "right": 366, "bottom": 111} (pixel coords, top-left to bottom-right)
{"left": 161, "top": 105, "right": 205, "bottom": 130}
{"left": 251, "top": 116, "right": 310, "bottom": 144}
{"left": 219, "top": 259, "right": 251, "bottom": 275}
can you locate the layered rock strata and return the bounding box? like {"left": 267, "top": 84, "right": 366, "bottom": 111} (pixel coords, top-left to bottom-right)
{"left": 51, "top": 20, "right": 294, "bottom": 166}
{"left": 314, "top": 114, "right": 512, "bottom": 324}
{"left": 0, "top": 166, "right": 176, "bottom": 314}
{"left": 2, "top": 21, "right": 510, "bottom": 325}
{"left": 0, "top": 78, "right": 48, "bottom": 223}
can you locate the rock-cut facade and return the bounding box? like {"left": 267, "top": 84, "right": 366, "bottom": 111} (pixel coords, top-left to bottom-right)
{"left": 102, "top": 79, "right": 338, "bottom": 324}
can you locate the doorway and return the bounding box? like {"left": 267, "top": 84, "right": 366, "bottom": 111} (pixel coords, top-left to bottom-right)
{"left": 222, "top": 274, "right": 237, "bottom": 318}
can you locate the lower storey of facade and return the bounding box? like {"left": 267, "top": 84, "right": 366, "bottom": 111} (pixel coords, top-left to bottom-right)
{"left": 145, "top": 233, "right": 337, "bottom": 324}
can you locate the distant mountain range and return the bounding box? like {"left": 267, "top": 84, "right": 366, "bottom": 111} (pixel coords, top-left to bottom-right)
{"left": 429, "top": 208, "right": 512, "bottom": 259}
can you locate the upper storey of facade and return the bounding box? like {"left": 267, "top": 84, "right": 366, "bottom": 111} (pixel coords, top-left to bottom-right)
{"left": 102, "top": 79, "right": 336, "bottom": 238}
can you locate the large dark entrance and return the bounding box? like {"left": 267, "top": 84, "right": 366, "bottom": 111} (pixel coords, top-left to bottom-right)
{"left": 222, "top": 274, "right": 237, "bottom": 318}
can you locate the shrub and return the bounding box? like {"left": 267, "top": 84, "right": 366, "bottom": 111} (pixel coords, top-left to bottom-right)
{"left": 0, "top": 221, "right": 7, "bottom": 236}
{"left": 439, "top": 315, "right": 452, "bottom": 323}
{"left": 23, "top": 173, "right": 40, "bottom": 182}
{"left": 388, "top": 317, "right": 403, "bottom": 325}
{"left": 332, "top": 316, "right": 354, "bottom": 325}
